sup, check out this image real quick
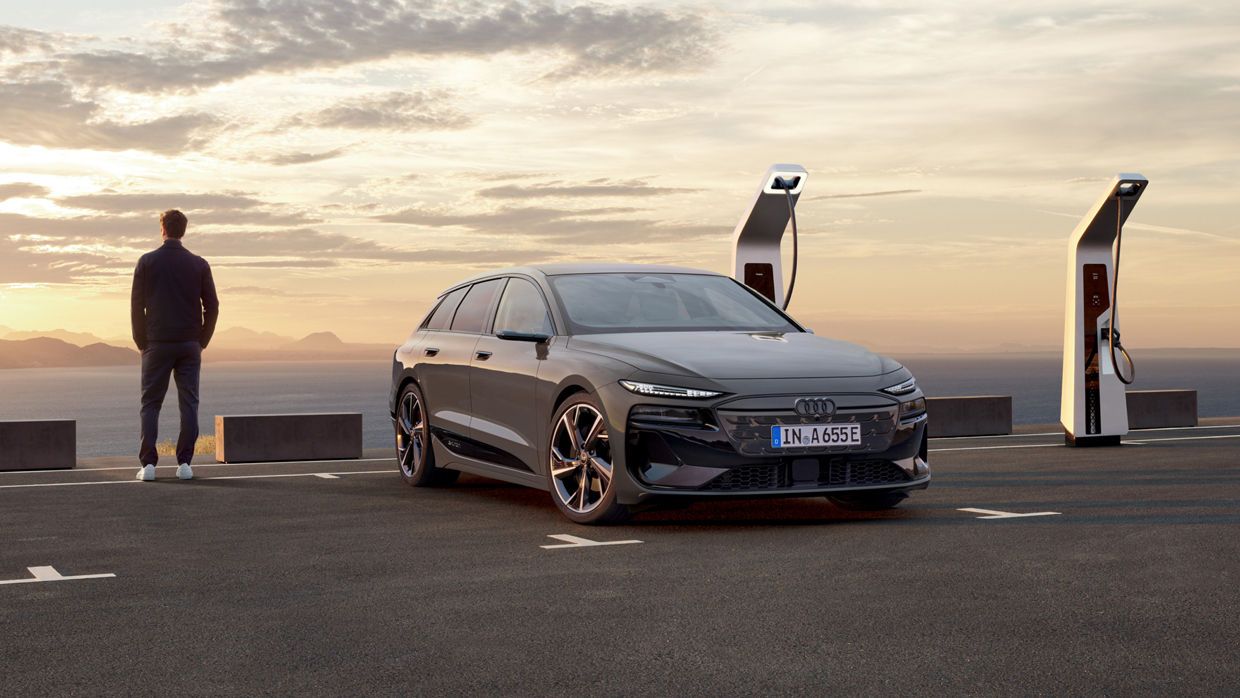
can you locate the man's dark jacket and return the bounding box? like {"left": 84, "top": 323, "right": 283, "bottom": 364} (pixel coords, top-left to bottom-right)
{"left": 131, "top": 238, "right": 219, "bottom": 351}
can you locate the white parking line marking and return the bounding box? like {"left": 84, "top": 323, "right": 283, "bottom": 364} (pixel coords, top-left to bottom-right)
{"left": 932, "top": 423, "right": 1240, "bottom": 442}
{"left": 194, "top": 471, "right": 392, "bottom": 481}
{"left": 959, "top": 508, "right": 1062, "bottom": 520}
{"left": 931, "top": 443, "right": 1059, "bottom": 453}
{"left": 1127, "top": 434, "right": 1240, "bottom": 444}
{"left": 932, "top": 432, "right": 1240, "bottom": 453}
{"left": 0, "top": 470, "right": 393, "bottom": 489}
{"left": 0, "top": 479, "right": 141, "bottom": 489}
{"left": 314, "top": 473, "right": 341, "bottom": 479}
{"left": 541, "top": 534, "right": 643, "bottom": 549}
{"left": 0, "top": 458, "right": 394, "bottom": 475}
{"left": 0, "top": 565, "right": 116, "bottom": 585}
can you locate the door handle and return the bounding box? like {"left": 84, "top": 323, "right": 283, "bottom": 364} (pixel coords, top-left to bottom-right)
{"left": 475, "top": 350, "right": 493, "bottom": 360}
{"left": 424, "top": 347, "right": 439, "bottom": 356}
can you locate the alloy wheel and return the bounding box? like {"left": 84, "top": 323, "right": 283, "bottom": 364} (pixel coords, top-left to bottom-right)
{"left": 397, "top": 389, "right": 425, "bottom": 477}
{"left": 549, "top": 403, "right": 613, "bottom": 514}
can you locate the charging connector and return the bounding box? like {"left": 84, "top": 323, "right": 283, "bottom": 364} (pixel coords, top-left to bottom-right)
{"left": 774, "top": 176, "right": 798, "bottom": 311}
{"left": 1109, "top": 190, "right": 1136, "bottom": 384}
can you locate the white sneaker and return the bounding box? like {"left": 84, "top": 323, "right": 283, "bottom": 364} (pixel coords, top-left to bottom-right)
{"left": 136, "top": 464, "right": 155, "bottom": 481}
{"left": 176, "top": 463, "right": 193, "bottom": 480}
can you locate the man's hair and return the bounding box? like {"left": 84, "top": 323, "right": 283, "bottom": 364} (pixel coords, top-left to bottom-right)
{"left": 160, "top": 209, "right": 188, "bottom": 239}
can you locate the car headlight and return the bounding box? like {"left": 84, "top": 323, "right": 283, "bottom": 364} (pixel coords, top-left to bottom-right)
{"left": 620, "top": 380, "right": 723, "bottom": 399}
{"left": 881, "top": 377, "right": 917, "bottom": 396}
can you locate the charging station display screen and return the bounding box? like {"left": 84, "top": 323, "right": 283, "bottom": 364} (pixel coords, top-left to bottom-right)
{"left": 548, "top": 273, "right": 799, "bottom": 335}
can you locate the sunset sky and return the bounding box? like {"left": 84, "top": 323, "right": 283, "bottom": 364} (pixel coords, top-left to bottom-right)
{"left": 1, "top": 0, "right": 1236, "bottom": 352}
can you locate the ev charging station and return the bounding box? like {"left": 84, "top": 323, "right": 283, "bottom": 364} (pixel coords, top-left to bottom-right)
{"left": 731, "top": 164, "right": 808, "bottom": 308}
{"left": 1060, "top": 174, "right": 1147, "bottom": 446}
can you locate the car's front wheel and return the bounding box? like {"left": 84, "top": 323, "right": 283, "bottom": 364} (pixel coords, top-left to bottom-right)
{"left": 547, "top": 394, "right": 630, "bottom": 525}
{"left": 395, "top": 383, "right": 458, "bottom": 486}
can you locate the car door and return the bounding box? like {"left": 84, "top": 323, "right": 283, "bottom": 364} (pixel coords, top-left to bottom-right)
{"left": 417, "top": 279, "right": 502, "bottom": 438}
{"left": 469, "top": 276, "right": 556, "bottom": 472}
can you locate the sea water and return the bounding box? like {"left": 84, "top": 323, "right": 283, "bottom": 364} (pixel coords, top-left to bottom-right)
{"left": 1, "top": 352, "right": 1236, "bottom": 458}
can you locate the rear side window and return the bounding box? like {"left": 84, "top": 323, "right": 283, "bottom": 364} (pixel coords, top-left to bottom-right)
{"left": 450, "top": 278, "right": 505, "bottom": 333}
{"left": 421, "top": 286, "right": 468, "bottom": 330}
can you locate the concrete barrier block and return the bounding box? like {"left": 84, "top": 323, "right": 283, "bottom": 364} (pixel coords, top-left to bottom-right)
{"left": 1127, "top": 390, "right": 1197, "bottom": 429}
{"left": 0, "top": 420, "right": 76, "bottom": 471}
{"left": 926, "top": 396, "right": 1012, "bottom": 438}
{"left": 215, "top": 413, "right": 362, "bottom": 463}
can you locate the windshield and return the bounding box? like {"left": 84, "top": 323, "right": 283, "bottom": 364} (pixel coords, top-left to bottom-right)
{"left": 547, "top": 273, "right": 800, "bottom": 334}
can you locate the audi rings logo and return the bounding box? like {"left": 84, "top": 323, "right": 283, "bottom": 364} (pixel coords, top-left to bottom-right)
{"left": 794, "top": 397, "right": 836, "bottom": 417}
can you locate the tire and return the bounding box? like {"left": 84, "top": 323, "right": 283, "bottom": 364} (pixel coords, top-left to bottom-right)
{"left": 395, "top": 383, "right": 458, "bottom": 486}
{"left": 827, "top": 491, "right": 907, "bottom": 511}
{"left": 546, "top": 394, "right": 630, "bottom": 525}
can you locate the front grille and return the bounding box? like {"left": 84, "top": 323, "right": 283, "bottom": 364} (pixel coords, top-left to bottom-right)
{"left": 824, "top": 459, "right": 909, "bottom": 486}
{"left": 718, "top": 407, "right": 897, "bottom": 456}
{"left": 700, "top": 457, "right": 910, "bottom": 492}
{"left": 701, "top": 464, "right": 790, "bottom": 492}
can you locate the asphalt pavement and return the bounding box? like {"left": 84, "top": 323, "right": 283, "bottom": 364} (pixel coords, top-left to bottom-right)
{"left": 2, "top": 422, "right": 1238, "bottom": 696}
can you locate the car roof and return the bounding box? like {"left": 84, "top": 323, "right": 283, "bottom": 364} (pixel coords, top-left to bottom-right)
{"left": 445, "top": 262, "right": 725, "bottom": 291}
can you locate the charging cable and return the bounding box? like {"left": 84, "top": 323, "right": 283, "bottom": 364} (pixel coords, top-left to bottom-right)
{"left": 774, "top": 176, "right": 798, "bottom": 311}
{"left": 1109, "top": 189, "right": 1136, "bottom": 384}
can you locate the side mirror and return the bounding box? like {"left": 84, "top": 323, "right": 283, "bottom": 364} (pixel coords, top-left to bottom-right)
{"left": 496, "top": 330, "right": 552, "bottom": 343}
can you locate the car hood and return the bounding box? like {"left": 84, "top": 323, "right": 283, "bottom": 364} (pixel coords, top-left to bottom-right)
{"left": 568, "top": 331, "right": 898, "bottom": 380}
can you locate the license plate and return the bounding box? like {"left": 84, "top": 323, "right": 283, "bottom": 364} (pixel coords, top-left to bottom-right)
{"left": 771, "top": 423, "right": 861, "bottom": 448}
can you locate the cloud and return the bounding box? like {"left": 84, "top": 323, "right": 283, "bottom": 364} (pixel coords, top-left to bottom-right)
{"left": 0, "top": 82, "right": 217, "bottom": 153}
{"left": 0, "top": 235, "right": 125, "bottom": 284}
{"left": 0, "top": 211, "right": 144, "bottom": 243}
{"left": 808, "top": 189, "right": 921, "bottom": 201}
{"left": 54, "top": 192, "right": 322, "bottom": 226}
{"left": 44, "top": 0, "right": 716, "bottom": 94}
{"left": 0, "top": 27, "right": 56, "bottom": 55}
{"left": 220, "top": 259, "right": 338, "bottom": 269}
{"left": 375, "top": 204, "right": 638, "bottom": 228}
{"left": 400, "top": 247, "right": 562, "bottom": 266}
{"left": 57, "top": 192, "right": 263, "bottom": 213}
{"left": 373, "top": 203, "right": 721, "bottom": 242}
{"left": 191, "top": 228, "right": 424, "bottom": 262}
{"left": 222, "top": 285, "right": 339, "bottom": 298}
{"left": 0, "top": 183, "right": 51, "bottom": 201}
{"left": 289, "top": 91, "right": 473, "bottom": 131}
{"left": 264, "top": 147, "right": 350, "bottom": 166}
{"left": 478, "top": 178, "right": 699, "bottom": 199}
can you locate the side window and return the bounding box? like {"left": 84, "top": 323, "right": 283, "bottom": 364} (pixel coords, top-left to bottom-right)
{"left": 494, "top": 278, "right": 554, "bottom": 335}
{"left": 450, "top": 278, "right": 505, "bottom": 334}
{"left": 421, "top": 286, "right": 468, "bottom": 331}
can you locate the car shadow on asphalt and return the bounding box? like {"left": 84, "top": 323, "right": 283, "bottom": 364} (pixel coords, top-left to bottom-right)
{"left": 185, "top": 472, "right": 920, "bottom": 527}
{"left": 449, "top": 473, "right": 916, "bottom": 526}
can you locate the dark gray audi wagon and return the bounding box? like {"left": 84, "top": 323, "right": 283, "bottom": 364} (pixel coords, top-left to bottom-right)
{"left": 390, "top": 263, "right": 929, "bottom": 524}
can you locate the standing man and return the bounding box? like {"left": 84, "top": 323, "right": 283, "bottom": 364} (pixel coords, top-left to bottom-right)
{"left": 131, "top": 209, "right": 219, "bottom": 481}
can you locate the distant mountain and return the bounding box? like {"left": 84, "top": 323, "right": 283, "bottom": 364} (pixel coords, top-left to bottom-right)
{"left": 3, "top": 328, "right": 112, "bottom": 346}
{"left": 211, "top": 326, "right": 296, "bottom": 351}
{"left": 284, "top": 331, "right": 347, "bottom": 351}
{"left": 202, "top": 330, "right": 393, "bottom": 362}
{"left": 0, "top": 327, "right": 397, "bottom": 367}
{"left": 0, "top": 337, "right": 138, "bottom": 369}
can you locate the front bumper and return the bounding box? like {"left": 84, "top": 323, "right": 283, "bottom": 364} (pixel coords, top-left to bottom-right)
{"left": 618, "top": 393, "right": 930, "bottom": 504}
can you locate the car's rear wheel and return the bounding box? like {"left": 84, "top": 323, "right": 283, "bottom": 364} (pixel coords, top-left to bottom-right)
{"left": 395, "top": 383, "right": 457, "bottom": 486}
{"left": 827, "top": 491, "right": 907, "bottom": 511}
{"left": 547, "top": 395, "right": 630, "bottom": 525}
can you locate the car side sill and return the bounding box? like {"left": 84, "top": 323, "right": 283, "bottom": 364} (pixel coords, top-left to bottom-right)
{"left": 430, "top": 433, "right": 547, "bottom": 491}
